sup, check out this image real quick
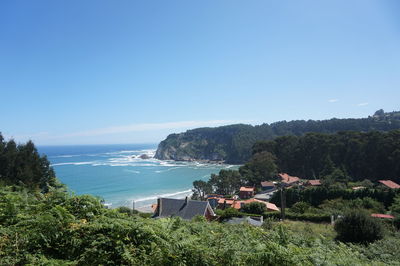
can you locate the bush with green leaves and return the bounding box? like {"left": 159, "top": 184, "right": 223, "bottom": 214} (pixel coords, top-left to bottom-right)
{"left": 241, "top": 202, "right": 266, "bottom": 215}
{"left": 334, "top": 210, "right": 384, "bottom": 243}
{"left": 389, "top": 194, "right": 400, "bottom": 216}
{"left": 216, "top": 207, "right": 242, "bottom": 220}
{"left": 290, "top": 201, "right": 311, "bottom": 214}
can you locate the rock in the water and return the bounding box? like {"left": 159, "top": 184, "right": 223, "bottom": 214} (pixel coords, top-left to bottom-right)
{"left": 139, "top": 154, "right": 151, "bottom": 159}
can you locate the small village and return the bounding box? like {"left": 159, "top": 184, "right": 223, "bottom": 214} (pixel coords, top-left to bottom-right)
{"left": 151, "top": 173, "right": 400, "bottom": 226}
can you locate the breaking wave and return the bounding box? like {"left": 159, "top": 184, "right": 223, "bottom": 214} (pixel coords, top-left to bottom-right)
{"left": 133, "top": 189, "right": 193, "bottom": 203}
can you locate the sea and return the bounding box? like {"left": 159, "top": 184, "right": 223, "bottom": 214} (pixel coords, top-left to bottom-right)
{"left": 37, "top": 144, "right": 235, "bottom": 211}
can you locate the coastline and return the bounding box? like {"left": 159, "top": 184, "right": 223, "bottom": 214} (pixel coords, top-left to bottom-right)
{"left": 41, "top": 144, "right": 236, "bottom": 214}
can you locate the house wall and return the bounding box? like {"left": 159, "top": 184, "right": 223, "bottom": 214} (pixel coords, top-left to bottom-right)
{"left": 239, "top": 191, "right": 253, "bottom": 199}
{"left": 205, "top": 209, "right": 213, "bottom": 221}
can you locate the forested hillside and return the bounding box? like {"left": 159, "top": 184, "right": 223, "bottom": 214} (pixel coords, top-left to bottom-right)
{"left": 252, "top": 130, "right": 400, "bottom": 182}
{"left": 155, "top": 110, "right": 400, "bottom": 164}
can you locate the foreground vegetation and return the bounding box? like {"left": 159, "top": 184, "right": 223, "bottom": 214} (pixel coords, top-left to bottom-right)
{"left": 1, "top": 185, "right": 400, "bottom": 265}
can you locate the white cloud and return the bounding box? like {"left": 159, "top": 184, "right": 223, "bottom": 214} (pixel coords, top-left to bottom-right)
{"left": 59, "top": 120, "right": 245, "bottom": 138}
{"left": 328, "top": 99, "right": 339, "bottom": 103}
{"left": 357, "top": 102, "right": 369, "bottom": 106}
{"left": 6, "top": 119, "right": 253, "bottom": 144}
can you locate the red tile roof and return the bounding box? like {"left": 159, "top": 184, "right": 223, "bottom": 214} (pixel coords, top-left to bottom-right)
{"left": 208, "top": 197, "right": 219, "bottom": 200}
{"left": 217, "top": 198, "right": 241, "bottom": 209}
{"left": 378, "top": 180, "right": 400, "bottom": 189}
{"left": 218, "top": 198, "right": 236, "bottom": 205}
{"left": 279, "top": 173, "right": 300, "bottom": 184}
{"left": 240, "top": 187, "right": 255, "bottom": 192}
{"left": 242, "top": 198, "right": 280, "bottom": 212}
{"left": 218, "top": 197, "right": 280, "bottom": 212}
{"left": 261, "top": 181, "right": 275, "bottom": 187}
{"left": 232, "top": 201, "right": 243, "bottom": 210}
{"left": 371, "top": 213, "right": 395, "bottom": 219}
{"left": 265, "top": 202, "right": 280, "bottom": 212}
{"left": 308, "top": 180, "right": 321, "bottom": 186}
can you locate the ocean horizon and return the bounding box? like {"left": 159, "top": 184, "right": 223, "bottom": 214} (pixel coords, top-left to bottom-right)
{"left": 38, "top": 144, "right": 235, "bottom": 210}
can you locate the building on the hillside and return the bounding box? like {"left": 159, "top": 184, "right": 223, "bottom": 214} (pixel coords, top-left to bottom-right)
{"left": 153, "top": 197, "right": 215, "bottom": 220}
{"left": 216, "top": 197, "right": 279, "bottom": 212}
{"left": 371, "top": 213, "right": 395, "bottom": 219}
{"left": 217, "top": 198, "right": 236, "bottom": 209}
{"left": 279, "top": 173, "right": 300, "bottom": 186}
{"left": 254, "top": 192, "right": 273, "bottom": 201}
{"left": 207, "top": 196, "right": 221, "bottom": 209}
{"left": 241, "top": 198, "right": 280, "bottom": 212}
{"left": 306, "top": 179, "right": 321, "bottom": 186}
{"left": 217, "top": 198, "right": 244, "bottom": 210}
{"left": 260, "top": 181, "right": 275, "bottom": 191}
{"left": 239, "top": 187, "right": 255, "bottom": 199}
{"left": 378, "top": 180, "right": 400, "bottom": 189}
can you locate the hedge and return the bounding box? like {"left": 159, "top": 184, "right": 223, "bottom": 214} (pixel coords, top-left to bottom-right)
{"left": 263, "top": 211, "right": 331, "bottom": 223}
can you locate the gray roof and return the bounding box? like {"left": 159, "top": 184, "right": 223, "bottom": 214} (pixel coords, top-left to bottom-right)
{"left": 226, "top": 217, "right": 263, "bottom": 227}
{"left": 254, "top": 193, "right": 273, "bottom": 201}
{"left": 154, "top": 198, "right": 215, "bottom": 220}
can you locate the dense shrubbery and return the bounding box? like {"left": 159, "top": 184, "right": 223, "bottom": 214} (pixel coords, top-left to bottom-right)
{"left": 241, "top": 202, "right": 266, "bottom": 215}
{"left": 285, "top": 212, "right": 331, "bottom": 223}
{"left": 334, "top": 210, "right": 384, "bottom": 244}
{"left": 263, "top": 211, "right": 331, "bottom": 223}
{"left": 1, "top": 185, "right": 399, "bottom": 265}
{"left": 215, "top": 207, "right": 243, "bottom": 219}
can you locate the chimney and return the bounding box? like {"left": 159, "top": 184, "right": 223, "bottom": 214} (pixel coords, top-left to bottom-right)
{"left": 157, "top": 198, "right": 161, "bottom": 216}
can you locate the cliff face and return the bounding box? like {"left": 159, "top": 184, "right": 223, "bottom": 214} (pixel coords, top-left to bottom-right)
{"left": 155, "top": 111, "right": 400, "bottom": 164}
{"left": 155, "top": 125, "right": 252, "bottom": 162}
{"left": 155, "top": 138, "right": 226, "bottom": 162}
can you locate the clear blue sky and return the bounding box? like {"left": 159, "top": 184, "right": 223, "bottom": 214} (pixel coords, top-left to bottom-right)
{"left": 1, "top": 0, "right": 399, "bottom": 145}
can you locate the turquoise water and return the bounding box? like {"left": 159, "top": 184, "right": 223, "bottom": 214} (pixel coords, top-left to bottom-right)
{"left": 38, "top": 144, "right": 235, "bottom": 209}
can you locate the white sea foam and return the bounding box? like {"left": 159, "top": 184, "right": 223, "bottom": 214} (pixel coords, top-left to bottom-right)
{"left": 159, "top": 161, "right": 181, "bottom": 167}
{"left": 110, "top": 163, "right": 130, "bottom": 167}
{"left": 91, "top": 163, "right": 106, "bottom": 166}
{"left": 50, "top": 154, "right": 89, "bottom": 158}
{"left": 154, "top": 167, "right": 182, "bottom": 173}
{"left": 51, "top": 161, "right": 95, "bottom": 166}
{"left": 104, "top": 149, "right": 156, "bottom": 156}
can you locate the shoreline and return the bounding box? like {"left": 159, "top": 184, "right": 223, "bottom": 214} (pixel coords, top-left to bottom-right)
{"left": 157, "top": 158, "right": 242, "bottom": 167}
